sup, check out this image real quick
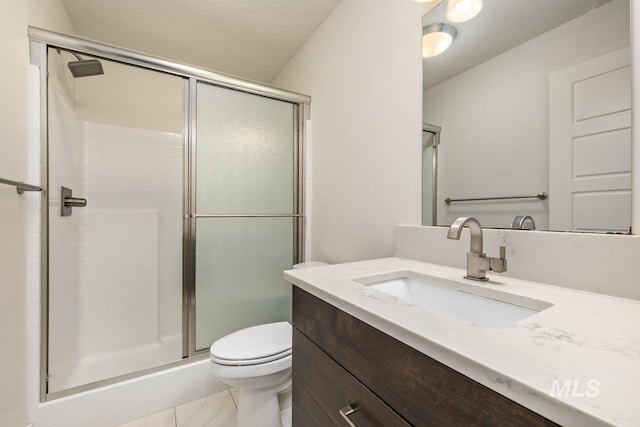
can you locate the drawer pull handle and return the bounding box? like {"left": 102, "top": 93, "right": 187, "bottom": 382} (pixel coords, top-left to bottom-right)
{"left": 339, "top": 405, "right": 357, "bottom": 427}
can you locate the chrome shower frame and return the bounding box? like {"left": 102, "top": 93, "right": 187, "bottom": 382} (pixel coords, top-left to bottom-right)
{"left": 29, "top": 26, "right": 309, "bottom": 402}
{"left": 423, "top": 123, "right": 441, "bottom": 226}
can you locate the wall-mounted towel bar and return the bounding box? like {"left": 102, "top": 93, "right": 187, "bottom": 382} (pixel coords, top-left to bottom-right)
{"left": 445, "top": 192, "right": 548, "bottom": 204}
{"left": 0, "top": 177, "right": 43, "bottom": 194}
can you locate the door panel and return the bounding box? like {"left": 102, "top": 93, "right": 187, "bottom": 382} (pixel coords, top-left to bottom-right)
{"left": 47, "top": 48, "right": 184, "bottom": 393}
{"left": 549, "top": 47, "right": 631, "bottom": 232}
{"left": 193, "top": 82, "right": 299, "bottom": 351}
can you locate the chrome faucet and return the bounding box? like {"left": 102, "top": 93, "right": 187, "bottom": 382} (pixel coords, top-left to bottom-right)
{"left": 447, "top": 217, "right": 507, "bottom": 281}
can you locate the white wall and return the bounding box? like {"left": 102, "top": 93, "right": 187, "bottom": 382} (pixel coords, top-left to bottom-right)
{"left": 424, "top": 0, "right": 630, "bottom": 229}
{"left": 0, "top": 2, "right": 74, "bottom": 425}
{"left": 272, "top": 0, "right": 426, "bottom": 263}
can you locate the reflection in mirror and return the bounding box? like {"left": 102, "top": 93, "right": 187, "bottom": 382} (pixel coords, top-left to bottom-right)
{"left": 422, "top": 124, "right": 440, "bottom": 226}
{"left": 511, "top": 215, "right": 536, "bottom": 230}
{"left": 422, "top": 0, "right": 631, "bottom": 233}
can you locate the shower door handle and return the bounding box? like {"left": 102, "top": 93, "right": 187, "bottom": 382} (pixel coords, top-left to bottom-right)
{"left": 61, "top": 186, "right": 87, "bottom": 216}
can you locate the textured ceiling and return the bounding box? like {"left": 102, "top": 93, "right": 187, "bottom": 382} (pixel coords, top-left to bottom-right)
{"left": 423, "top": 0, "right": 615, "bottom": 89}
{"left": 61, "top": 0, "right": 342, "bottom": 84}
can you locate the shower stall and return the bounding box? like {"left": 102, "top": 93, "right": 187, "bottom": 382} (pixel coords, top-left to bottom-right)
{"left": 30, "top": 28, "right": 308, "bottom": 400}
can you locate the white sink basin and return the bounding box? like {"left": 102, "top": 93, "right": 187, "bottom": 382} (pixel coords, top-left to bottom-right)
{"left": 353, "top": 271, "right": 553, "bottom": 329}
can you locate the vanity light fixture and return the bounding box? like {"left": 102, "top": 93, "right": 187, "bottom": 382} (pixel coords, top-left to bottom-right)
{"left": 422, "top": 23, "right": 457, "bottom": 58}
{"left": 446, "top": 0, "right": 483, "bottom": 23}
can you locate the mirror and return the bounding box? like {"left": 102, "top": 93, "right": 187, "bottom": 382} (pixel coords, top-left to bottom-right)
{"left": 422, "top": 0, "right": 631, "bottom": 233}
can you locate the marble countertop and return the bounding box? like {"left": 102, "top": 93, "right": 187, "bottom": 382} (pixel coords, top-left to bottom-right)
{"left": 284, "top": 257, "right": 640, "bottom": 427}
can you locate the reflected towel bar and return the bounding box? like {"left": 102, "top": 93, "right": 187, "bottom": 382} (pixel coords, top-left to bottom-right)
{"left": 445, "top": 192, "right": 548, "bottom": 204}
{"left": 0, "top": 177, "right": 43, "bottom": 194}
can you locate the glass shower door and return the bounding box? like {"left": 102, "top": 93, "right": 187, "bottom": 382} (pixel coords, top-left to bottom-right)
{"left": 193, "top": 82, "right": 300, "bottom": 351}
{"left": 46, "top": 48, "right": 185, "bottom": 394}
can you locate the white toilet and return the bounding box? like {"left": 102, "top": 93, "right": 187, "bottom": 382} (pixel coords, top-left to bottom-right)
{"left": 210, "top": 262, "right": 328, "bottom": 427}
{"left": 210, "top": 322, "right": 293, "bottom": 427}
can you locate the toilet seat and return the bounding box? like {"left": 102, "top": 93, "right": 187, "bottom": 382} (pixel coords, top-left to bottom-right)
{"left": 211, "top": 348, "right": 292, "bottom": 366}
{"left": 211, "top": 353, "right": 292, "bottom": 380}
{"left": 210, "top": 321, "right": 292, "bottom": 366}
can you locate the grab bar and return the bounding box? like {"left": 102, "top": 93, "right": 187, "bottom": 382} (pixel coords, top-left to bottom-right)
{"left": 445, "top": 192, "right": 547, "bottom": 204}
{"left": 0, "top": 177, "right": 43, "bottom": 194}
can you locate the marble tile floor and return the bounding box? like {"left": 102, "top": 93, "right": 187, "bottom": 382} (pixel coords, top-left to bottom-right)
{"left": 118, "top": 388, "right": 239, "bottom": 427}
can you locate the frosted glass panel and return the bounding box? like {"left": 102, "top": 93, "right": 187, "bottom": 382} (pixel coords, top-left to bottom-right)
{"left": 196, "top": 83, "right": 296, "bottom": 214}
{"left": 195, "top": 217, "right": 295, "bottom": 350}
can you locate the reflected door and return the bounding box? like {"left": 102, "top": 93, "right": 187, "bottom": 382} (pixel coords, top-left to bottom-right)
{"left": 549, "top": 47, "right": 632, "bottom": 232}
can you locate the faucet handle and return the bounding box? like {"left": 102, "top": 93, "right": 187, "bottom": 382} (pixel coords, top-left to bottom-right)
{"left": 489, "top": 246, "right": 508, "bottom": 273}
{"left": 511, "top": 215, "right": 536, "bottom": 230}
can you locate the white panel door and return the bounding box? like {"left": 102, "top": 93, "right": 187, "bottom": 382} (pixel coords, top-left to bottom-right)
{"left": 549, "top": 47, "right": 631, "bottom": 232}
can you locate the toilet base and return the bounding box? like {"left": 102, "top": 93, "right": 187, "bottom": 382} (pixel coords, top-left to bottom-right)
{"left": 235, "top": 378, "right": 291, "bottom": 427}
{"left": 279, "top": 385, "right": 292, "bottom": 427}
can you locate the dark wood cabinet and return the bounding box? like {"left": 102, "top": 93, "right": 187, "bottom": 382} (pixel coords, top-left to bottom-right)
{"left": 294, "top": 328, "right": 410, "bottom": 427}
{"left": 292, "top": 286, "right": 558, "bottom": 427}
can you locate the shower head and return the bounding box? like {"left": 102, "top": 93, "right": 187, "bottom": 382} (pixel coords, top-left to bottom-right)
{"left": 67, "top": 52, "right": 104, "bottom": 78}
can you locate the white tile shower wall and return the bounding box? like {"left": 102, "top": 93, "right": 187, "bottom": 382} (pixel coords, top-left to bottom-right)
{"left": 44, "top": 121, "right": 184, "bottom": 390}
{"left": 78, "top": 209, "right": 159, "bottom": 355}
{"left": 82, "top": 121, "right": 183, "bottom": 343}
{"left": 27, "top": 153, "right": 223, "bottom": 425}
{"left": 394, "top": 225, "right": 640, "bottom": 301}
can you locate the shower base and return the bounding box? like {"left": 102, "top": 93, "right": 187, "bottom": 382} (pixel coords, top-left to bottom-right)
{"left": 49, "top": 334, "right": 182, "bottom": 393}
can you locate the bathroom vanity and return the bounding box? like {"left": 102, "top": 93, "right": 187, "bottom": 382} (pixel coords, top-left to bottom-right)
{"left": 292, "top": 287, "right": 555, "bottom": 426}
{"left": 284, "top": 258, "right": 640, "bottom": 426}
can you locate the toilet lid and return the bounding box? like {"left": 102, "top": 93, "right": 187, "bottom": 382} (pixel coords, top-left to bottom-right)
{"left": 210, "top": 322, "right": 292, "bottom": 365}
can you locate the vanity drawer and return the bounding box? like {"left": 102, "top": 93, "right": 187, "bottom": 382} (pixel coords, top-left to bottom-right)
{"left": 293, "top": 376, "right": 336, "bottom": 427}
{"left": 293, "top": 286, "right": 558, "bottom": 427}
{"left": 293, "top": 328, "right": 410, "bottom": 427}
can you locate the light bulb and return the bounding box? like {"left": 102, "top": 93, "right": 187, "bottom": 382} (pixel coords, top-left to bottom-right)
{"left": 455, "top": 0, "right": 473, "bottom": 12}
{"left": 446, "top": 0, "right": 482, "bottom": 23}
{"left": 422, "top": 23, "right": 457, "bottom": 58}
{"left": 422, "top": 33, "right": 453, "bottom": 58}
